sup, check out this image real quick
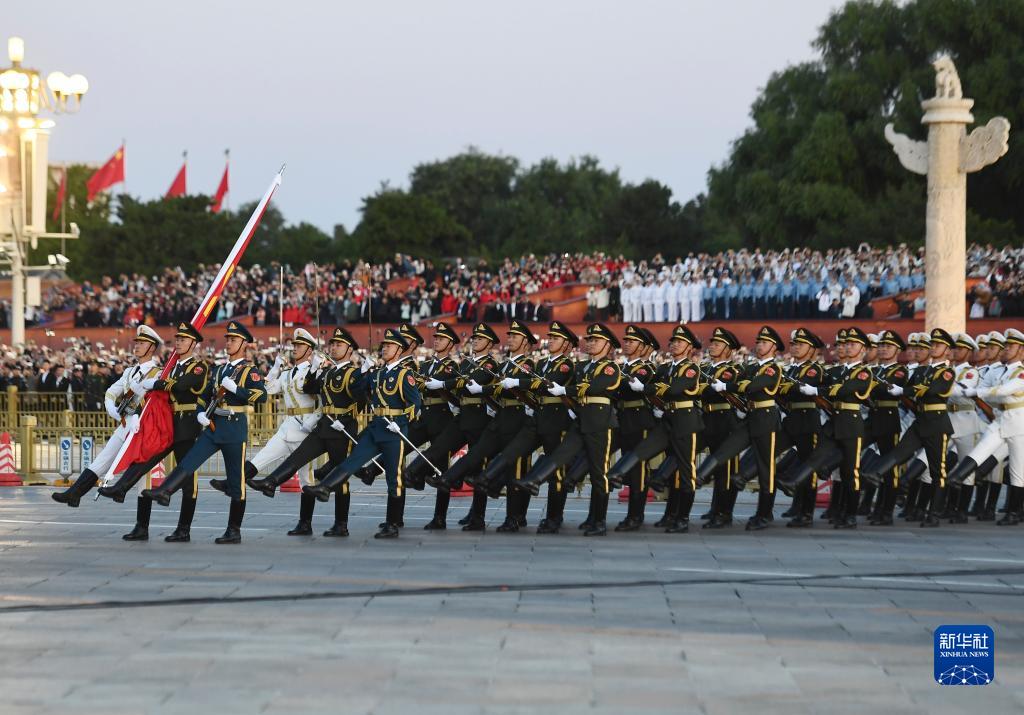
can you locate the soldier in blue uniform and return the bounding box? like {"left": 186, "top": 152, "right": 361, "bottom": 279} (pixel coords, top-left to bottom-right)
{"left": 303, "top": 328, "right": 422, "bottom": 539}
{"left": 143, "top": 321, "right": 267, "bottom": 544}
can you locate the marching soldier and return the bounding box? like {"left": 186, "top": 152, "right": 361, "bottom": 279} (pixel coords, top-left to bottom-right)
{"left": 612, "top": 325, "right": 658, "bottom": 531}
{"left": 866, "top": 330, "right": 909, "bottom": 526}
{"left": 52, "top": 326, "right": 164, "bottom": 512}
{"left": 803, "top": 326, "right": 872, "bottom": 529}
{"left": 517, "top": 323, "right": 622, "bottom": 536}
{"left": 698, "top": 327, "right": 743, "bottom": 529}
{"left": 215, "top": 329, "right": 320, "bottom": 517}
{"left": 863, "top": 328, "right": 955, "bottom": 527}
{"left": 143, "top": 321, "right": 267, "bottom": 544}
{"left": 411, "top": 322, "right": 500, "bottom": 531}
{"left": 778, "top": 328, "right": 824, "bottom": 528}
{"left": 967, "top": 332, "right": 1008, "bottom": 518}
{"left": 408, "top": 323, "right": 461, "bottom": 529}
{"left": 247, "top": 327, "right": 363, "bottom": 538}
{"left": 439, "top": 319, "right": 537, "bottom": 532}
{"left": 96, "top": 322, "right": 209, "bottom": 543}
{"left": 302, "top": 328, "right": 422, "bottom": 539}
{"left": 946, "top": 333, "right": 984, "bottom": 523}
{"left": 611, "top": 324, "right": 704, "bottom": 532}
{"left": 711, "top": 326, "right": 784, "bottom": 530}
{"left": 477, "top": 321, "right": 577, "bottom": 533}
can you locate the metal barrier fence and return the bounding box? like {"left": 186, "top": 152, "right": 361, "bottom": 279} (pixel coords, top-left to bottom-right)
{"left": 0, "top": 387, "right": 371, "bottom": 482}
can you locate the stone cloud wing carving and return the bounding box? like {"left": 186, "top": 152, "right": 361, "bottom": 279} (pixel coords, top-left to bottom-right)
{"left": 961, "top": 117, "right": 1011, "bottom": 173}
{"left": 884, "top": 123, "right": 929, "bottom": 175}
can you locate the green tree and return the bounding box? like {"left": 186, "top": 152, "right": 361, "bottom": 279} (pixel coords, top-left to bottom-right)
{"left": 704, "top": 0, "right": 1024, "bottom": 249}
{"left": 350, "top": 188, "right": 471, "bottom": 261}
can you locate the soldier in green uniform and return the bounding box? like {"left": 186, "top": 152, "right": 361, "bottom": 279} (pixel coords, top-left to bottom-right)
{"left": 143, "top": 321, "right": 267, "bottom": 544}
{"left": 698, "top": 327, "right": 743, "bottom": 529}
{"left": 480, "top": 321, "right": 577, "bottom": 533}
{"left": 611, "top": 325, "right": 658, "bottom": 531}
{"left": 438, "top": 319, "right": 537, "bottom": 532}
{"left": 246, "top": 326, "right": 363, "bottom": 537}
{"left": 777, "top": 328, "right": 825, "bottom": 528}
{"left": 867, "top": 330, "right": 909, "bottom": 526}
{"left": 412, "top": 322, "right": 500, "bottom": 531}
{"left": 97, "top": 322, "right": 210, "bottom": 543}
{"left": 518, "top": 323, "right": 622, "bottom": 536}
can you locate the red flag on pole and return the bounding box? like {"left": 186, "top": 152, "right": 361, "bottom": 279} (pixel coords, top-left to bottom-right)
{"left": 86, "top": 144, "right": 125, "bottom": 202}
{"left": 211, "top": 153, "right": 229, "bottom": 213}
{"left": 108, "top": 167, "right": 285, "bottom": 476}
{"left": 165, "top": 153, "right": 187, "bottom": 198}
{"left": 52, "top": 167, "right": 67, "bottom": 222}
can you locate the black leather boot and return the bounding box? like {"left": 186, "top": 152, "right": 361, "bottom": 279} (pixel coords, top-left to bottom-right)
{"left": 288, "top": 494, "right": 316, "bottom": 535}
{"left": 122, "top": 497, "right": 151, "bottom": 540}
{"left": 215, "top": 499, "right": 245, "bottom": 543}
{"left": 51, "top": 469, "right": 99, "bottom": 507}
{"left": 98, "top": 463, "right": 148, "bottom": 503}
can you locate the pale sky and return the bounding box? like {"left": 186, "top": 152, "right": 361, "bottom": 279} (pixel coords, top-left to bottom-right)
{"left": 8, "top": 0, "right": 844, "bottom": 233}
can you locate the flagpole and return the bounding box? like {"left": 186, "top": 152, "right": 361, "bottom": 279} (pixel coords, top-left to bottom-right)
{"left": 224, "top": 149, "right": 230, "bottom": 212}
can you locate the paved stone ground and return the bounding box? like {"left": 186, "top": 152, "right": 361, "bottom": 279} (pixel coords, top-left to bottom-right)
{"left": 1, "top": 484, "right": 1022, "bottom": 714}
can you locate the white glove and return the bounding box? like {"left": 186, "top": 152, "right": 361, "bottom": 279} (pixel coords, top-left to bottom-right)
{"left": 360, "top": 359, "right": 373, "bottom": 374}
{"left": 466, "top": 380, "right": 483, "bottom": 394}
{"left": 547, "top": 383, "right": 566, "bottom": 396}
{"left": 424, "top": 378, "right": 444, "bottom": 390}
{"left": 310, "top": 353, "right": 323, "bottom": 371}
{"left": 799, "top": 384, "right": 818, "bottom": 396}
{"left": 220, "top": 376, "right": 238, "bottom": 393}
{"left": 652, "top": 408, "right": 664, "bottom": 419}
{"left": 105, "top": 398, "right": 120, "bottom": 421}
{"left": 711, "top": 380, "right": 727, "bottom": 393}
{"left": 127, "top": 413, "right": 141, "bottom": 434}
{"left": 888, "top": 385, "right": 904, "bottom": 396}
{"left": 140, "top": 378, "right": 157, "bottom": 390}
{"left": 130, "top": 380, "right": 146, "bottom": 397}
{"left": 449, "top": 404, "right": 460, "bottom": 416}
{"left": 197, "top": 412, "right": 211, "bottom": 427}
{"left": 330, "top": 419, "right": 345, "bottom": 432}
{"left": 629, "top": 377, "right": 644, "bottom": 393}
{"left": 568, "top": 409, "right": 577, "bottom": 420}
{"left": 524, "top": 406, "right": 535, "bottom": 417}
{"left": 486, "top": 406, "right": 497, "bottom": 417}
{"left": 386, "top": 420, "right": 402, "bottom": 434}
{"left": 501, "top": 377, "right": 519, "bottom": 390}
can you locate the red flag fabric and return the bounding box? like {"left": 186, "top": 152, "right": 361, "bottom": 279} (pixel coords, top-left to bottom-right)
{"left": 165, "top": 162, "right": 187, "bottom": 198}
{"left": 211, "top": 164, "right": 229, "bottom": 213}
{"left": 52, "top": 168, "right": 67, "bottom": 222}
{"left": 86, "top": 145, "right": 125, "bottom": 202}
{"left": 117, "top": 390, "right": 174, "bottom": 468}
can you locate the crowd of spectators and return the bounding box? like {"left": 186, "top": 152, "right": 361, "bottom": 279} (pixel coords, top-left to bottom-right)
{"left": 1, "top": 244, "right": 1021, "bottom": 333}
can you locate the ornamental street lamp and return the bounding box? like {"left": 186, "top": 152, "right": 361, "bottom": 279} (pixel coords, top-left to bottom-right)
{"left": 0, "top": 36, "right": 87, "bottom": 346}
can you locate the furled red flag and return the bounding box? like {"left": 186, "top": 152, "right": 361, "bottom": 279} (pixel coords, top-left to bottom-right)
{"left": 211, "top": 152, "right": 229, "bottom": 213}
{"left": 165, "top": 153, "right": 187, "bottom": 198}
{"left": 107, "top": 168, "right": 285, "bottom": 478}
{"left": 51, "top": 167, "right": 67, "bottom": 223}
{"left": 86, "top": 144, "right": 125, "bottom": 202}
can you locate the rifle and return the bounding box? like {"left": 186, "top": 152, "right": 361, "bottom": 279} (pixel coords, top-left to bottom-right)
{"left": 956, "top": 381, "right": 996, "bottom": 422}
{"left": 780, "top": 374, "right": 835, "bottom": 416}
{"left": 455, "top": 351, "right": 503, "bottom": 413}
{"left": 698, "top": 364, "right": 749, "bottom": 413}
{"left": 871, "top": 375, "right": 918, "bottom": 413}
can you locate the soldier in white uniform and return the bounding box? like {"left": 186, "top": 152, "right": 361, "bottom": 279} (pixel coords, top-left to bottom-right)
{"left": 666, "top": 275, "right": 680, "bottom": 322}
{"left": 953, "top": 329, "right": 1023, "bottom": 523}
{"left": 946, "top": 333, "right": 983, "bottom": 522}
{"left": 52, "top": 325, "right": 164, "bottom": 507}
{"left": 212, "top": 328, "right": 321, "bottom": 495}
{"left": 676, "top": 275, "right": 690, "bottom": 324}
{"left": 688, "top": 276, "right": 704, "bottom": 322}
{"left": 641, "top": 275, "right": 657, "bottom": 322}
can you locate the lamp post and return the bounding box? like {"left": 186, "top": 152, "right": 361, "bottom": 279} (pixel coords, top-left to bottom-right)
{"left": 0, "top": 36, "right": 87, "bottom": 347}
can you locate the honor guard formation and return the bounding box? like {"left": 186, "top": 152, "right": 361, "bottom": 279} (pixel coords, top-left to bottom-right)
{"left": 50, "top": 318, "right": 1024, "bottom": 541}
